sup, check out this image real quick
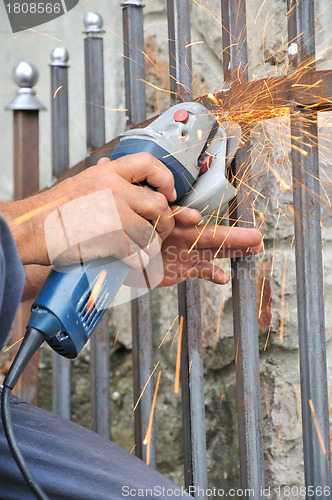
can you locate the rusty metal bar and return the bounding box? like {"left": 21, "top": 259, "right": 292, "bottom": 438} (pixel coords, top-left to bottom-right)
{"left": 122, "top": 0, "right": 146, "bottom": 127}
{"left": 50, "top": 47, "right": 71, "bottom": 420}
{"left": 122, "top": 0, "right": 156, "bottom": 466}
{"left": 131, "top": 297, "right": 155, "bottom": 465}
{"left": 167, "top": 1, "right": 207, "bottom": 497}
{"left": 84, "top": 12, "right": 106, "bottom": 152}
{"left": 221, "top": 1, "right": 265, "bottom": 498}
{"left": 287, "top": 1, "right": 332, "bottom": 496}
{"left": 167, "top": 0, "right": 193, "bottom": 103}
{"left": 6, "top": 62, "right": 45, "bottom": 406}
{"left": 84, "top": 12, "right": 110, "bottom": 439}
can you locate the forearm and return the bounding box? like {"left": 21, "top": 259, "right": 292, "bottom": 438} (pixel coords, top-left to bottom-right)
{"left": 1, "top": 190, "right": 62, "bottom": 266}
{"left": 1, "top": 198, "right": 39, "bottom": 265}
{"left": 22, "top": 264, "right": 51, "bottom": 301}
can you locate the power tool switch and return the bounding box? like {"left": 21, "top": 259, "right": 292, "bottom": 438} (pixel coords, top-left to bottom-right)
{"left": 199, "top": 154, "right": 213, "bottom": 175}
{"left": 173, "top": 109, "right": 189, "bottom": 123}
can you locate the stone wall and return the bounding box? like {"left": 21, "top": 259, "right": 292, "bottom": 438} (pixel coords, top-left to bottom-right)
{"left": 1, "top": 1, "right": 332, "bottom": 499}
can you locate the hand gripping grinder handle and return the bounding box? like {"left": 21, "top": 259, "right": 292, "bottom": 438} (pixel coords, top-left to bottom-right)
{"left": 26, "top": 102, "right": 240, "bottom": 359}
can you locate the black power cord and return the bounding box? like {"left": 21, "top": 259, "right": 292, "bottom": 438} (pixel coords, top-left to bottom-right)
{"left": 1, "top": 327, "right": 50, "bottom": 500}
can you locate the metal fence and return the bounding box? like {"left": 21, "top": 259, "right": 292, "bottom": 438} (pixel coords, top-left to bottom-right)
{"left": 5, "top": 1, "right": 332, "bottom": 499}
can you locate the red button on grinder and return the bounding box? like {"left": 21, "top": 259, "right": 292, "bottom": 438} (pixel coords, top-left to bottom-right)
{"left": 173, "top": 109, "right": 189, "bottom": 123}
{"left": 199, "top": 154, "right": 213, "bottom": 175}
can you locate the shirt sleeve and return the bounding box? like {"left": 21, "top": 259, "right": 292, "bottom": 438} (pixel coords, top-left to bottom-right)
{"left": 0, "top": 215, "right": 25, "bottom": 352}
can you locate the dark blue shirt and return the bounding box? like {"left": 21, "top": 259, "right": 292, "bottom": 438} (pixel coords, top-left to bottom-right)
{"left": 0, "top": 216, "right": 25, "bottom": 351}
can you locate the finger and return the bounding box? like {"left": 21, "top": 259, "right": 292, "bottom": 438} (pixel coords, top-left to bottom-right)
{"left": 186, "top": 261, "right": 230, "bottom": 284}
{"left": 106, "top": 153, "right": 177, "bottom": 203}
{"left": 197, "top": 242, "right": 264, "bottom": 260}
{"left": 177, "top": 225, "right": 263, "bottom": 250}
{"left": 170, "top": 205, "right": 202, "bottom": 227}
{"left": 52, "top": 230, "right": 150, "bottom": 270}
{"left": 129, "top": 186, "right": 175, "bottom": 241}
{"left": 97, "top": 157, "right": 112, "bottom": 165}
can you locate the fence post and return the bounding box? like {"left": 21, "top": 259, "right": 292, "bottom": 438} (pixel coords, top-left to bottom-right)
{"left": 221, "top": 1, "right": 265, "bottom": 498}
{"left": 83, "top": 12, "right": 110, "bottom": 439}
{"left": 287, "top": 1, "right": 332, "bottom": 495}
{"left": 50, "top": 47, "right": 72, "bottom": 420}
{"left": 121, "top": 0, "right": 157, "bottom": 467}
{"left": 6, "top": 61, "right": 45, "bottom": 405}
{"left": 167, "top": 1, "right": 208, "bottom": 497}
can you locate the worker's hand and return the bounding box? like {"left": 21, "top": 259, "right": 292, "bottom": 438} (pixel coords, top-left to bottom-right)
{"left": 21, "top": 217, "right": 262, "bottom": 301}
{"left": 125, "top": 208, "right": 263, "bottom": 287}
{"left": 3, "top": 153, "right": 201, "bottom": 268}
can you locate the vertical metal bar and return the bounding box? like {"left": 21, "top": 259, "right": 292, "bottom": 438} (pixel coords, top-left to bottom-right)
{"left": 131, "top": 296, "right": 155, "bottom": 465}
{"left": 84, "top": 12, "right": 110, "bottom": 439}
{"left": 50, "top": 47, "right": 71, "bottom": 420}
{"left": 287, "top": 2, "right": 332, "bottom": 496}
{"left": 122, "top": 0, "right": 146, "bottom": 126}
{"left": 221, "top": 1, "right": 265, "bottom": 498}
{"left": 167, "top": 1, "right": 207, "bottom": 497}
{"left": 122, "top": 0, "right": 156, "bottom": 467}
{"left": 84, "top": 12, "right": 106, "bottom": 151}
{"left": 6, "top": 61, "right": 45, "bottom": 406}
{"left": 167, "top": 0, "right": 192, "bottom": 103}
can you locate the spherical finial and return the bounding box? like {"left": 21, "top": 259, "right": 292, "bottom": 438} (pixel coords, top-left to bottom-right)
{"left": 13, "top": 61, "right": 38, "bottom": 88}
{"left": 50, "top": 47, "right": 69, "bottom": 66}
{"left": 83, "top": 12, "right": 103, "bottom": 32}
{"left": 6, "top": 61, "right": 45, "bottom": 110}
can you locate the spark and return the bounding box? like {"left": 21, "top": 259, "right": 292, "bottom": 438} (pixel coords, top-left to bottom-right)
{"left": 185, "top": 40, "right": 204, "bottom": 48}
{"left": 112, "top": 330, "right": 120, "bottom": 351}
{"left": 215, "top": 297, "right": 225, "bottom": 339}
{"left": 188, "top": 212, "right": 215, "bottom": 254}
{"left": 86, "top": 101, "right": 127, "bottom": 112}
{"left": 25, "top": 27, "right": 62, "bottom": 42}
{"left": 258, "top": 276, "right": 266, "bottom": 319}
{"left": 213, "top": 193, "right": 226, "bottom": 236}
{"left": 158, "top": 315, "right": 179, "bottom": 349}
{"left": 86, "top": 270, "right": 107, "bottom": 313}
{"left": 169, "top": 322, "right": 180, "bottom": 351}
{"left": 207, "top": 93, "right": 219, "bottom": 105}
{"left": 12, "top": 197, "right": 67, "bottom": 227}
{"left": 197, "top": 129, "right": 203, "bottom": 140}
{"left": 327, "top": 366, "right": 332, "bottom": 382}
{"left": 220, "top": 394, "right": 224, "bottom": 409}
{"left": 290, "top": 143, "right": 308, "bottom": 156}
{"left": 3, "top": 336, "right": 24, "bottom": 353}
{"left": 279, "top": 254, "right": 287, "bottom": 342}
{"left": 235, "top": 338, "right": 239, "bottom": 364}
{"left": 308, "top": 400, "right": 329, "bottom": 461}
{"left": 143, "top": 369, "right": 162, "bottom": 466}
{"left": 53, "top": 86, "right": 63, "bottom": 99}
{"left": 213, "top": 217, "right": 242, "bottom": 259}
{"left": 133, "top": 361, "right": 160, "bottom": 412}
{"left": 139, "top": 79, "right": 176, "bottom": 95}
{"left": 147, "top": 215, "right": 160, "bottom": 249}
{"left": 266, "top": 402, "right": 270, "bottom": 421}
{"left": 174, "top": 316, "right": 184, "bottom": 394}
{"left": 130, "top": 444, "right": 137, "bottom": 454}
{"left": 265, "top": 162, "right": 291, "bottom": 191}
